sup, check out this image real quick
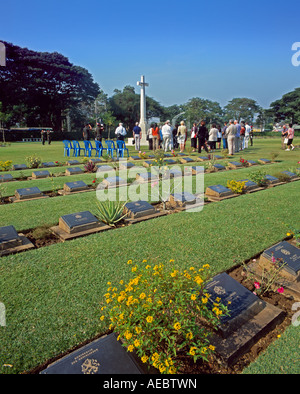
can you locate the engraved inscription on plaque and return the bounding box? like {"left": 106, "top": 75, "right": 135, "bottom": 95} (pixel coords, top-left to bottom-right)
{"left": 125, "top": 201, "right": 156, "bottom": 219}
{"left": 261, "top": 241, "right": 300, "bottom": 276}
{"left": 15, "top": 187, "right": 43, "bottom": 200}
{"left": 0, "top": 225, "right": 22, "bottom": 250}
{"left": 59, "top": 211, "right": 102, "bottom": 234}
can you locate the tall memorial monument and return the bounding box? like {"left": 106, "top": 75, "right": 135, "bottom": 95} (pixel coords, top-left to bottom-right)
{"left": 137, "top": 75, "right": 149, "bottom": 146}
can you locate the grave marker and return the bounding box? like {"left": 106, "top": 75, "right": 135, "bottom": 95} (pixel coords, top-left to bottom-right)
{"left": 136, "top": 173, "right": 158, "bottom": 183}
{"left": 169, "top": 192, "right": 196, "bottom": 207}
{"left": 67, "top": 160, "right": 80, "bottom": 166}
{"left": 260, "top": 241, "right": 300, "bottom": 277}
{"left": 205, "top": 272, "right": 284, "bottom": 365}
{"left": 15, "top": 187, "right": 44, "bottom": 200}
{"left": 205, "top": 184, "right": 236, "bottom": 201}
{"left": 63, "top": 181, "right": 89, "bottom": 193}
{"left": 40, "top": 333, "right": 144, "bottom": 374}
{"left": 212, "top": 164, "right": 226, "bottom": 171}
{"left": 65, "top": 167, "right": 84, "bottom": 176}
{"left": 169, "top": 168, "right": 182, "bottom": 177}
{"left": 0, "top": 174, "right": 14, "bottom": 182}
{"left": 124, "top": 200, "right": 156, "bottom": 219}
{"left": 258, "top": 158, "right": 271, "bottom": 164}
{"left": 246, "top": 160, "right": 257, "bottom": 166}
{"left": 129, "top": 155, "right": 141, "bottom": 160}
{"left": 196, "top": 156, "right": 209, "bottom": 161}
{"left": 102, "top": 176, "right": 127, "bottom": 187}
{"left": 281, "top": 170, "right": 298, "bottom": 180}
{"left": 119, "top": 162, "right": 135, "bottom": 170}
{"left": 264, "top": 175, "right": 282, "bottom": 186}
{"left": 237, "top": 179, "right": 262, "bottom": 192}
{"left": 180, "top": 157, "right": 194, "bottom": 164}
{"left": 12, "top": 164, "right": 28, "bottom": 170}
{"left": 32, "top": 170, "right": 50, "bottom": 179}
{"left": 143, "top": 160, "right": 154, "bottom": 168}
{"left": 59, "top": 211, "right": 102, "bottom": 234}
{"left": 42, "top": 162, "right": 56, "bottom": 167}
{"left": 191, "top": 166, "right": 204, "bottom": 175}
{"left": 164, "top": 159, "right": 177, "bottom": 165}
{"left": 0, "top": 225, "right": 22, "bottom": 250}
{"left": 228, "top": 161, "right": 242, "bottom": 169}
{"left": 214, "top": 155, "right": 224, "bottom": 159}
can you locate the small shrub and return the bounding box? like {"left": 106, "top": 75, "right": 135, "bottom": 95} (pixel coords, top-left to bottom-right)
{"left": 227, "top": 180, "right": 246, "bottom": 194}
{"left": 25, "top": 154, "right": 41, "bottom": 169}
{"left": 248, "top": 169, "right": 267, "bottom": 186}
{"left": 0, "top": 160, "right": 12, "bottom": 171}
{"left": 84, "top": 161, "right": 97, "bottom": 173}
{"left": 239, "top": 157, "right": 248, "bottom": 167}
{"left": 138, "top": 151, "right": 148, "bottom": 159}
{"left": 270, "top": 151, "right": 279, "bottom": 162}
{"left": 31, "top": 224, "right": 53, "bottom": 240}
{"left": 273, "top": 172, "right": 291, "bottom": 183}
{"left": 100, "top": 259, "right": 229, "bottom": 374}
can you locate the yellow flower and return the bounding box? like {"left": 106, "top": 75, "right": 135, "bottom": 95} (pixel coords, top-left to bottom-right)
{"left": 169, "top": 259, "right": 175, "bottom": 263}
{"left": 142, "top": 259, "right": 147, "bottom": 263}
{"left": 201, "top": 297, "right": 208, "bottom": 304}
{"left": 209, "top": 345, "right": 215, "bottom": 351}
{"left": 128, "top": 345, "right": 134, "bottom": 352}
{"left": 159, "top": 364, "right": 166, "bottom": 373}
{"left": 141, "top": 355, "right": 149, "bottom": 363}
{"left": 189, "top": 346, "right": 197, "bottom": 356}
{"left": 151, "top": 352, "right": 160, "bottom": 361}
{"left": 134, "top": 339, "right": 141, "bottom": 347}
{"left": 170, "top": 270, "right": 178, "bottom": 277}
{"left": 191, "top": 294, "right": 197, "bottom": 301}
{"left": 124, "top": 330, "right": 132, "bottom": 340}
{"left": 127, "top": 259, "right": 133, "bottom": 264}
{"left": 135, "top": 326, "right": 142, "bottom": 334}
{"left": 145, "top": 265, "right": 151, "bottom": 269}
{"left": 194, "top": 275, "right": 203, "bottom": 285}
{"left": 119, "top": 280, "right": 124, "bottom": 285}
{"left": 132, "top": 266, "right": 137, "bottom": 272}
{"left": 286, "top": 233, "right": 292, "bottom": 236}
{"left": 139, "top": 292, "right": 146, "bottom": 299}
{"left": 186, "top": 331, "right": 193, "bottom": 340}
{"left": 146, "top": 316, "right": 153, "bottom": 323}
{"left": 168, "top": 366, "right": 176, "bottom": 374}
{"left": 203, "top": 264, "right": 210, "bottom": 269}
{"left": 173, "top": 322, "right": 181, "bottom": 331}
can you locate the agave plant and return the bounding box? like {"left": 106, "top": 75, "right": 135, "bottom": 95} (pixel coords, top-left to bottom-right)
{"left": 95, "top": 199, "right": 128, "bottom": 227}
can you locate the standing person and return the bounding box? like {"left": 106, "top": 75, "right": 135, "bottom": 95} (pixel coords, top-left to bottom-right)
{"left": 173, "top": 124, "right": 179, "bottom": 149}
{"left": 47, "top": 129, "right": 53, "bottom": 145}
{"left": 226, "top": 120, "right": 237, "bottom": 156}
{"left": 191, "top": 122, "right": 198, "bottom": 151}
{"left": 177, "top": 121, "right": 187, "bottom": 152}
{"left": 41, "top": 129, "right": 47, "bottom": 145}
{"left": 96, "top": 123, "right": 104, "bottom": 142}
{"left": 217, "top": 125, "right": 222, "bottom": 149}
{"left": 147, "top": 126, "right": 153, "bottom": 150}
{"left": 115, "top": 122, "right": 127, "bottom": 141}
{"left": 197, "top": 120, "right": 209, "bottom": 154}
{"left": 152, "top": 123, "right": 159, "bottom": 151}
{"left": 240, "top": 122, "right": 245, "bottom": 151}
{"left": 83, "top": 124, "right": 91, "bottom": 140}
{"left": 281, "top": 125, "right": 288, "bottom": 150}
{"left": 244, "top": 122, "right": 251, "bottom": 149}
{"left": 208, "top": 123, "right": 218, "bottom": 151}
{"left": 161, "top": 120, "right": 172, "bottom": 152}
{"left": 133, "top": 122, "right": 141, "bottom": 150}
{"left": 234, "top": 120, "right": 241, "bottom": 153}
{"left": 249, "top": 126, "right": 254, "bottom": 146}
{"left": 286, "top": 123, "right": 295, "bottom": 150}
{"left": 222, "top": 122, "right": 228, "bottom": 149}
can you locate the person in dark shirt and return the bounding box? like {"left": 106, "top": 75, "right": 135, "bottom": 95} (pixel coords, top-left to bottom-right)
{"left": 96, "top": 123, "right": 104, "bottom": 142}
{"left": 83, "top": 124, "right": 91, "bottom": 140}
{"left": 197, "top": 120, "right": 209, "bottom": 153}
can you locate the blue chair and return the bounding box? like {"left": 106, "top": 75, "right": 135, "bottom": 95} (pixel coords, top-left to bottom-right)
{"left": 116, "top": 140, "right": 129, "bottom": 158}
{"left": 84, "top": 140, "right": 97, "bottom": 157}
{"left": 95, "top": 140, "right": 104, "bottom": 157}
{"left": 72, "top": 140, "right": 85, "bottom": 157}
{"left": 63, "top": 140, "right": 71, "bottom": 157}
{"left": 105, "top": 140, "right": 118, "bottom": 158}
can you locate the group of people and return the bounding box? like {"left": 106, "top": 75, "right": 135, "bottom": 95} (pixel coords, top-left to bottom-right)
{"left": 41, "top": 129, "right": 53, "bottom": 145}
{"left": 281, "top": 124, "right": 295, "bottom": 151}
{"left": 132, "top": 119, "right": 254, "bottom": 155}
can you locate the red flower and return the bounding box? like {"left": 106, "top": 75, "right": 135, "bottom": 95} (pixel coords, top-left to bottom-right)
{"left": 254, "top": 281, "right": 260, "bottom": 289}
{"left": 277, "top": 287, "right": 284, "bottom": 293}
{"left": 92, "top": 180, "right": 96, "bottom": 183}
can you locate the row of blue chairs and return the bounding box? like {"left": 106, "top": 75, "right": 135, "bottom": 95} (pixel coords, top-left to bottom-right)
{"left": 63, "top": 140, "right": 129, "bottom": 158}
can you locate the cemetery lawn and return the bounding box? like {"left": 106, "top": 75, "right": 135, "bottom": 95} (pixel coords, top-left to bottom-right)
{"left": 0, "top": 137, "right": 300, "bottom": 374}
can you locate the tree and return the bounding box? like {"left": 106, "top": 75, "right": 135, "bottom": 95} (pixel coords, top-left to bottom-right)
{"left": 223, "top": 98, "right": 260, "bottom": 123}
{"left": 184, "top": 98, "right": 223, "bottom": 125}
{"left": 268, "top": 88, "right": 300, "bottom": 124}
{"left": 0, "top": 41, "right": 100, "bottom": 130}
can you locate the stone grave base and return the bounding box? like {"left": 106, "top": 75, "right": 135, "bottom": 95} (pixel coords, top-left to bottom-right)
{"left": 9, "top": 195, "right": 49, "bottom": 203}
{"left": 210, "top": 302, "right": 284, "bottom": 366}
{"left": 50, "top": 223, "right": 111, "bottom": 241}
{"left": 57, "top": 187, "right": 94, "bottom": 196}
{"left": 205, "top": 193, "right": 239, "bottom": 202}
{"left": 0, "top": 234, "right": 35, "bottom": 256}
{"left": 124, "top": 210, "right": 168, "bottom": 224}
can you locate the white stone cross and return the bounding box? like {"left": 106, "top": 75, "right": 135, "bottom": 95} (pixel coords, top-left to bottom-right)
{"left": 137, "top": 75, "right": 149, "bottom": 145}
{"left": 0, "top": 42, "right": 6, "bottom": 67}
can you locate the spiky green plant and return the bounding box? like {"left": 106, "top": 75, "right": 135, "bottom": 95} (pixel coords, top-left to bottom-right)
{"left": 95, "top": 199, "right": 128, "bottom": 226}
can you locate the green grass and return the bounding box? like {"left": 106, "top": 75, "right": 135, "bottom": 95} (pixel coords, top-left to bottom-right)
{"left": 0, "top": 138, "right": 300, "bottom": 374}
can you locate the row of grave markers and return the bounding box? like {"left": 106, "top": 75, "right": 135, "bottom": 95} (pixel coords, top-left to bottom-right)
{"left": 39, "top": 238, "right": 300, "bottom": 374}
{"left": 0, "top": 155, "right": 276, "bottom": 183}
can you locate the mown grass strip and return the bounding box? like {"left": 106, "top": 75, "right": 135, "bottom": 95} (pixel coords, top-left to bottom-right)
{"left": 0, "top": 181, "right": 299, "bottom": 374}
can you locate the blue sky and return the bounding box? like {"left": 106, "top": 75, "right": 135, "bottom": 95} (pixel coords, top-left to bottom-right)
{"left": 1, "top": 0, "right": 300, "bottom": 109}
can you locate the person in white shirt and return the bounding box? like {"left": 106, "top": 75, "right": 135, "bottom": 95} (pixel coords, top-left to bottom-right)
{"left": 115, "top": 123, "right": 127, "bottom": 141}
{"left": 161, "top": 120, "right": 172, "bottom": 152}
{"left": 244, "top": 122, "right": 251, "bottom": 149}
{"left": 208, "top": 124, "right": 218, "bottom": 151}
{"left": 226, "top": 120, "right": 237, "bottom": 156}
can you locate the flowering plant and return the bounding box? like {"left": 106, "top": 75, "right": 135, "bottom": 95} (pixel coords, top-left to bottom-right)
{"left": 227, "top": 180, "right": 246, "bottom": 194}
{"left": 138, "top": 151, "right": 148, "bottom": 159}
{"left": 0, "top": 160, "right": 12, "bottom": 171}
{"left": 239, "top": 157, "right": 248, "bottom": 166}
{"left": 100, "top": 259, "right": 229, "bottom": 374}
